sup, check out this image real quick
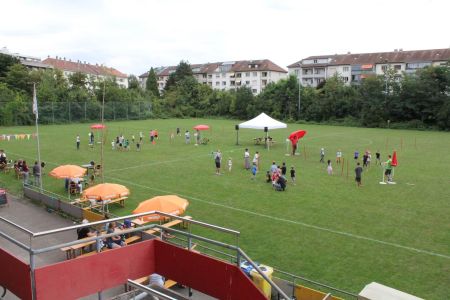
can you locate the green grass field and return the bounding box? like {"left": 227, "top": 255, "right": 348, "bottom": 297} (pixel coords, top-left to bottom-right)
{"left": 1, "top": 119, "right": 449, "bottom": 299}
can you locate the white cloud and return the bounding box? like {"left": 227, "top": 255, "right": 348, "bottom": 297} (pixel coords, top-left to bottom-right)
{"left": 1, "top": 0, "right": 449, "bottom": 75}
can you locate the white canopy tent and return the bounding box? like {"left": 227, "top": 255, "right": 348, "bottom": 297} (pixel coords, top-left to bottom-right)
{"left": 238, "top": 112, "right": 287, "bottom": 130}
{"left": 236, "top": 113, "right": 287, "bottom": 148}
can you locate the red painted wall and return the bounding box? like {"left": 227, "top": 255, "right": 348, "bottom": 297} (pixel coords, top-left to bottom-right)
{"left": 154, "top": 240, "right": 266, "bottom": 300}
{"left": 0, "top": 247, "right": 32, "bottom": 300}
{"left": 34, "top": 239, "right": 156, "bottom": 299}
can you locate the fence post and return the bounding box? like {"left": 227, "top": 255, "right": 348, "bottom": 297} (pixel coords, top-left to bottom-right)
{"left": 52, "top": 101, "right": 55, "bottom": 124}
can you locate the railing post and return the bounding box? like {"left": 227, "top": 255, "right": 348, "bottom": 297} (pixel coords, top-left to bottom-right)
{"left": 29, "top": 236, "right": 36, "bottom": 300}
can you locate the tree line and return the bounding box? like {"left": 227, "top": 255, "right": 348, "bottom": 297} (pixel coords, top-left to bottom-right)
{"left": 1, "top": 54, "right": 449, "bottom": 130}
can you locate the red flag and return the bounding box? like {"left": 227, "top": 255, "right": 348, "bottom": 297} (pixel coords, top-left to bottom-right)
{"left": 391, "top": 151, "right": 398, "bottom": 167}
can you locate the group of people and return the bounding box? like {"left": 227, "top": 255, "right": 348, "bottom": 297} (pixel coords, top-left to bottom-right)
{"left": 265, "top": 161, "right": 295, "bottom": 191}
{"left": 77, "top": 217, "right": 133, "bottom": 251}
{"left": 113, "top": 134, "right": 131, "bottom": 151}
{"left": 185, "top": 129, "right": 207, "bottom": 145}
{"left": 318, "top": 147, "right": 395, "bottom": 186}
{"left": 15, "top": 159, "right": 42, "bottom": 186}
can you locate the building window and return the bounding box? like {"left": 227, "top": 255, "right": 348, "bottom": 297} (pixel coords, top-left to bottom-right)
{"left": 222, "top": 73, "right": 226, "bottom": 78}
{"left": 245, "top": 81, "right": 250, "bottom": 85}
{"left": 343, "top": 66, "right": 349, "bottom": 72}
{"left": 262, "top": 80, "right": 267, "bottom": 85}
{"left": 208, "top": 74, "right": 212, "bottom": 79}
{"left": 236, "top": 73, "right": 242, "bottom": 78}
{"left": 253, "top": 72, "right": 257, "bottom": 77}
{"left": 216, "top": 74, "right": 220, "bottom": 78}
{"left": 222, "top": 81, "right": 226, "bottom": 86}
{"left": 262, "top": 72, "right": 268, "bottom": 77}
{"left": 245, "top": 72, "right": 250, "bottom": 77}
{"left": 342, "top": 77, "right": 349, "bottom": 82}
{"left": 252, "top": 89, "right": 257, "bottom": 93}
{"left": 394, "top": 65, "right": 401, "bottom": 70}
{"left": 215, "top": 82, "right": 220, "bottom": 86}
{"left": 381, "top": 65, "right": 388, "bottom": 72}
{"left": 202, "top": 74, "right": 207, "bottom": 78}
{"left": 230, "top": 81, "right": 235, "bottom": 86}
{"left": 313, "top": 59, "right": 318, "bottom": 63}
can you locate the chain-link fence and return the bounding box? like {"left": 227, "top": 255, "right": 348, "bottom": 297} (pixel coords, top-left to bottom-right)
{"left": 0, "top": 101, "right": 152, "bottom": 125}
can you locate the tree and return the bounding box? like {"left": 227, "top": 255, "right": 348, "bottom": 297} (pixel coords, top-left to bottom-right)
{"left": 0, "top": 53, "right": 20, "bottom": 79}
{"left": 68, "top": 72, "right": 88, "bottom": 88}
{"left": 4, "top": 64, "right": 31, "bottom": 94}
{"left": 145, "top": 67, "right": 159, "bottom": 97}
{"left": 128, "top": 75, "right": 140, "bottom": 90}
{"left": 164, "top": 61, "right": 193, "bottom": 91}
{"left": 233, "top": 87, "right": 254, "bottom": 119}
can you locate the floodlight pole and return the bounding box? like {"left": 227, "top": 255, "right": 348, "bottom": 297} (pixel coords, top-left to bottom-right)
{"left": 100, "top": 80, "right": 105, "bottom": 183}
{"left": 297, "top": 76, "right": 301, "bottom": 120}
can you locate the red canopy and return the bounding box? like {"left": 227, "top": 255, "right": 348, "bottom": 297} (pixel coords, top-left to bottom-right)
{"left": 193, "top": 124, "right": 209, "bottom": 131}
{"left": 288, "top": 130, "right": 307, "bottom": 145}
{"left": 391, "top": 151, "right": 398, "bottom": 167}
{"left": 90, "top": 124, "right": 106, "bottom": 129}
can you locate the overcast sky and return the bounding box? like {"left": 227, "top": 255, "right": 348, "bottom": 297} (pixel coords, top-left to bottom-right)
{"left": 1, "top": 0, "right": 449, "bottom": 76}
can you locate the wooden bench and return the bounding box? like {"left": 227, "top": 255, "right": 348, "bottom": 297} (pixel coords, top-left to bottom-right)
{"left": 89, "top": 196, "right": 128, "bottom": 210}
{"left": 144, "top": 216, "right": 192, "bottom": 235}
{"left": 124, "top": 235, "right": 141, "bottom": 244}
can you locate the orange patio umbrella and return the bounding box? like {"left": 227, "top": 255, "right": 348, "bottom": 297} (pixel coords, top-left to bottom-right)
{"left": 133, "top": 195, "right": 189, "bottom": 222}
{"left": 49, "top": 165, "right": 87, "bottom": 179}
{"left": 82, "top": 183, "right": 130, "bottom": 201}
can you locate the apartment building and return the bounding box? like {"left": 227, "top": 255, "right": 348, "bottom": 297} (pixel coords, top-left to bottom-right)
{"left": 0, "top": 47, "right": 53, "bottom": 71}
{"left": 288, "top": 48, "right": 450, "bottom": 87}
{"left": 43, "top": 57, "right": 128, "bottom": 88}
{"left": 139, "top": 59, "right": 287, "bottom": 94}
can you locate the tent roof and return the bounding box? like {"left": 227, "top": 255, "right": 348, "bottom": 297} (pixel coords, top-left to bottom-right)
{"left": 239, "top": 113, "right": 287, "bottom": 130}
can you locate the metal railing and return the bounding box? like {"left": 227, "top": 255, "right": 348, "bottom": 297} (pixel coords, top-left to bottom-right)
{"left": 127, "top": 280, "right": 178, "bottom": 300}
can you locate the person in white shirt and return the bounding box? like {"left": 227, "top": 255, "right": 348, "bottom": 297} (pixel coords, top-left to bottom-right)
{"left": 244, "top": 149, "right": 250, "bottom": 170}
{"left": 336, "top": 150, "right": 342, "bottom": 164}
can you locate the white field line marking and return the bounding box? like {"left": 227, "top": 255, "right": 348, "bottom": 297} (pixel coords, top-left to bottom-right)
{"left": 106, "top": 175, "right": 450, "bottom": 260}
{"left": 9, "top": 150, "right": 449, "bottom": 259}
{"left": 106, "top": 146, "right": 247, "bottom": 173}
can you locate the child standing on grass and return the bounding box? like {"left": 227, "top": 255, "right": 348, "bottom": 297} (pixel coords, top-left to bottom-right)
{"left": 320, "top": 148, "right": 325, "bottom": 163}
{"left": 327, "top": 160, "right": 333, "bottom": 175}
{"left": 355, "top": 162, "right": 363, "bottom": 187}
{"left": 290, "top": 166, "right": 296, "bottom": 184}
{"left": 228, "top": 158, "right": 232, "bottom": 172}
{"left": 251, "top": 162, "right": 257, "bottom": 180}
{"left": 336, "top": 149, "right": 342, "bottom": 164}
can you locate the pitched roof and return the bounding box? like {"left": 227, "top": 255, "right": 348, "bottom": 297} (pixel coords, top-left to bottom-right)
{"left": 288, "top": 48, "right": 450, "bottom": 68}
{"left": 230, "top": 59, "right": 287, "bottom": 73}
{"left": 140, "top": 59, "right": 287, "bottom": 78}
{"left": 43, "top": 58, "right": 127, "bottom": 78}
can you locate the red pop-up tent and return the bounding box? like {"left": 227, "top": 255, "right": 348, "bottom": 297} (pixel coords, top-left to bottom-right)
{"left": 90, "top": 124, "right": 106, "bottom": 129}
{"left": 193, "top": 124, "right": 209, "bottom": 131}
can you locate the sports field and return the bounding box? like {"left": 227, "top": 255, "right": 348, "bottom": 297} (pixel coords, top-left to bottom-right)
{"left": 1, "top": 119, "right": 449, "bottom": 299}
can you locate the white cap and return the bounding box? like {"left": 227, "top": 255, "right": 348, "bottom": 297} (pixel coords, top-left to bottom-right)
{"left": 82, "top": 219, "right": 89, "bottom": 224}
